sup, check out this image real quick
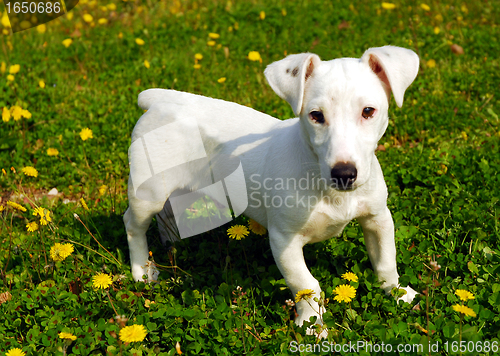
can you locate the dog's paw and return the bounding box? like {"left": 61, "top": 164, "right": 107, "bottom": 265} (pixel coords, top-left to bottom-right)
{"left": 397, "top": 286, "right": 418, "bottom": 304}
{"left": 305, "top": 324, "right": 328, "bottom": 339}
{"left": 132, "top": 261, "right": 159, "bottom": 282}
{"left": 296, "top": 312, "right": 328, "bottom": 339}
{"left": 147, "top": 261, "right": 160, "bottom": 281}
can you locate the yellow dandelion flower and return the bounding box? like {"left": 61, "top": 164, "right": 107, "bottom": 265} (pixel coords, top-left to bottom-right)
{"left": 7, "top": 74, "right": 15, "bottom": 82}
{"left": 36, "top": 24, "right": 46, "bottom": 33}
{"left": 7, "top": 201, "right": 27, "bottom": 212}
{"left": 208, "top": 32, "right": 220, "bottom": 39}
{"left": 119, "top": 324, "right": 147, "bottom": 342}
{"left": 59, "top": 332, "right": 77, "bottom": 341}
{"left": 1, "top": 11, "right": 11, "bottom": 28}
{"left": 80, "top": 198, "right": 90, "bottom": 211}
{"left": 5, "top": 348, "right": 26, "bottom": 356}
{"left": 194, "top": 53, "right": 203, "bottom": 60}
{"left": 135, "top": 38, "right": 145, "bottom": 46}
{"left": 67, "top": 12, "right": 74, "bottom": 21}
{"left": 427, "top": 59, "right": 436, "bottom": 68}
{"left": 282, "top": 8, "right": 287, "bottom": 16}
{"left": 217, "top": 77, "right": 226, "bottom": 84}
{"left": 193, "top": 63, "right": 201, "bottom": 69}
{"left": 452, "top": 304, "right": 476, "bottom": 317}
{"left": 2, "top": 107, "right": 10, "bottom": 122}
{"left": 434, "top": 26, "right": 440, "bottom": 34}
{"left": 341, "top": 272, "right": 358, "bottom": 283}
{"left": 83, "top": 14, "right": 94, "bottom": 23}
{"left": 0, "top": 205, "right": 4, "bottom": 212}
{"left": 333, "top": 284, "right": 356, "bottom": 303}
{"left": 381, "top": 2, "right": 396, "bottom": 10}
{"left": 9, "top": 64, "right": 20, "bottom": 75}
{"left": 207, "top": 40, "right": 216, "bottom": 46}
{"left": 295, "top": 289, "right": 315, "bottom": 302}
{"left": 50, "top": 243, "right": 74, "bottom": 261}
{"left": 33, "top": 206, "right": 45, "bottom": 218}
{"left": 259, "top": 11, "right": 265, "bottom": 20}
{"left": 40, "top": 210, "right": 52, "bottom": 225}
{"left": 461, "top": 131, "right": 468, "bottom": 140}
{"left": 92, "top": 273, "right": 113, "bottom": 289}
{"left": 11, "top": 106, "right": 23, "bottom": 121}
{"left": 248, "top": 51, "right": 262, "bottom": 63}
{"left": 79, "top": 128, "right": 93, "bottom": 141}
{"left": 98, "top": 18, "right": 108, "bottom": 25}
{"left": 26, "top": 221, "right": 39, "bottom": 232}
{"left": 227, "top": 225, "right": 249, "bottom": 240}
{"left": 21, "top": 109, "right": 32, "bottom": 119}
{"left": 39, "top": 80, "right": 46, "bottom": 88}
{"left": 0, "top": 62, "right": 5, "bottom": 73}
{"left": 144, "top": 60, "right": 150, "bottom": 69}
{"left": 62, "top": 38, "right": 73, "bottom": 48}
{"left": 21, "top": 109, "right": 31, "bottom": 119}
{"left": 47, "top": 148, "right": 59, "bottom": 156}
{"left": 455, "top": 289, "right": 475, "bottom": 301}
{"left": 21, "top": 166, "right": 38, "bottom": 177}
{"left": 421, "top": 3, "right": 430, "bottom": 11}
{"left": 98, "top": 185, "right": 108, "bottom": 196}
{"left": 107, "top": 3, "right": 117, "bottom": 11}
{"left": 248, "top": 219, "right": 266, "bottom": 235}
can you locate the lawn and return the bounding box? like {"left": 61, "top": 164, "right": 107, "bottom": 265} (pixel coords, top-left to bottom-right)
{"left": 0, "top": 0, "right": 499, "bottom": 355}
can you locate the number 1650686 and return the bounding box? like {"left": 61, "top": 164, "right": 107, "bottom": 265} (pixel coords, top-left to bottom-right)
{"left": 6, "top": 2, "right": 62, "bottom": 14}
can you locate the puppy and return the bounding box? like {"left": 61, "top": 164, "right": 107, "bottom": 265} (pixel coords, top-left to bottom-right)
{"left": 124, "top": 45, "right": 419, "bottom": 332}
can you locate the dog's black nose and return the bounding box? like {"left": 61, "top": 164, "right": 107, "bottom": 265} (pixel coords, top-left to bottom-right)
{"left": 331, "top": 162, "right": 357, "bottom": 190}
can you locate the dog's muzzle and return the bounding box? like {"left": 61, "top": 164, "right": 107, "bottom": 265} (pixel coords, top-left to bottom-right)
{"left": 330, "top": 162, "right": 357, "bottom": 190}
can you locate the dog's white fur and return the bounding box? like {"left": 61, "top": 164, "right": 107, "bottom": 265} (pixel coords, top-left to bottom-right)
{"left": 124, "top": 46, "right": 420, "bottom": 331}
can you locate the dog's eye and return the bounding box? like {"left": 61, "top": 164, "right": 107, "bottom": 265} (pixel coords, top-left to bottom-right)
{"left": 362, "top": 107, "right": 375, "bottom": 119}
{"left": 309, "top": 111, "right": 325, "bottom": 124}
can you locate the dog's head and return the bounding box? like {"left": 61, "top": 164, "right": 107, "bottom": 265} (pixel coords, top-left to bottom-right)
{"left": 264, "top": 46, "right": 419, "bottom": 190}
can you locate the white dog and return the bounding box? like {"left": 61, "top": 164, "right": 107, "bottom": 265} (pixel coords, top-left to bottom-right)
{"left": 124, "top": 45, "right": 419, "bottom": 331}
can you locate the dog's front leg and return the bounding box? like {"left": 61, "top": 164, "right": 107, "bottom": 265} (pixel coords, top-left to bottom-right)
{"left": 269, "top": 230, "right": 326, "bottom": 334}
{"left": 358, "top": 207, "right": 418, "bottom": 303}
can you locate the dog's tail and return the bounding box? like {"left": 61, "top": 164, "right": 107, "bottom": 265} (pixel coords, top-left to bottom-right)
{"left": 138, "top": 89, "right": 170, "bottom": 110}
{"left": 138, "top": 89, "right": 194, "bottom": 111}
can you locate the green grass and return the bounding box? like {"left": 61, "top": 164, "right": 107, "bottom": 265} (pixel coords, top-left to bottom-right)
{"left": 0, "top": 0, "right": 499, "bottom": 355}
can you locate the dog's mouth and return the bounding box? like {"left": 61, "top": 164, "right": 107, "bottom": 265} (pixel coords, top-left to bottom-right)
{"left": 330, "top": 179, "right": 356, "bottom": 191}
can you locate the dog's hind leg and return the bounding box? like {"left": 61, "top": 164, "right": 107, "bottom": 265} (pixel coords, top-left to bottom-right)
{"left": 123, "top": 178, "right": 166, "bottom": 282}
{"left": 156, "top": 199, "right": 181, "bottom": 243}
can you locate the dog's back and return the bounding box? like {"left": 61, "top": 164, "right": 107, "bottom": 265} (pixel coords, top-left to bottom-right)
{"left": 134, "top": 89, "right": 280, "bottom": 145}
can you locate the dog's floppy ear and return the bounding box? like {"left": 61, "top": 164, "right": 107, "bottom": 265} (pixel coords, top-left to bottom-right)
{"left": 361, "top": 46, "right": 419, "bottom": 108}
{"left": 264, "top": 53, "right": 321, "bottom": 116}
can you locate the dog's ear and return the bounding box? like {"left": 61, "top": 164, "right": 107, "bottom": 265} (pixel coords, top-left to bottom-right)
{"left": 361, "top": 46, "right": 419, "bottom": 108}
{"left": 264, "top": 53, "right": 321, "bottom": 116}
